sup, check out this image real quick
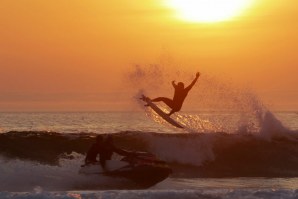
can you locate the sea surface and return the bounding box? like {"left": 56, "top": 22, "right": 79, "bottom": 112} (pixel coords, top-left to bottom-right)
{"left": 0, "top": 110, "right": 298, "bottom": 199}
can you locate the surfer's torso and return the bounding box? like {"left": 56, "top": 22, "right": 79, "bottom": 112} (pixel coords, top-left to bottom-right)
{"left": 172, "top": 87, "right": 189, "bottom": 111}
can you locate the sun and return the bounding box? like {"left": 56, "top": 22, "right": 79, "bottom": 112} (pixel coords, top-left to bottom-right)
{"left": 166, "top": 0, "right": 254, "bottom": 23}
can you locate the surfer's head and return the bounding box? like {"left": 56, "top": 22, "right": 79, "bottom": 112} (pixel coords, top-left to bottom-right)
{"left": 96, "top": 135, "right": 104, "bottom": 143}
{"left": 177, "top": 82, "right": 184, "bottom": 89}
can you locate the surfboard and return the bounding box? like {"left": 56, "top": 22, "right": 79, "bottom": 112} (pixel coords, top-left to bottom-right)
{"left": 141, "top": 95, "right": 183, "bottom": 128}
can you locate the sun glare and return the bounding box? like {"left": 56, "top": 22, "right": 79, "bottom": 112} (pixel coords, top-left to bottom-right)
{"left": 166, "top": 0, "right": 254, "bottom": 23}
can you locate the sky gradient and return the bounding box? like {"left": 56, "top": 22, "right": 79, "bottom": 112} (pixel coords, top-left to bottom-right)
{"left": 0, "top": 0, "right": 297, "bottom": 111}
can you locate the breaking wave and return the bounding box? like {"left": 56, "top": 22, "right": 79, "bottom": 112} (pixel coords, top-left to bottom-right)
{"left": 0, "top": 125, "right": 297, "bottom": 180}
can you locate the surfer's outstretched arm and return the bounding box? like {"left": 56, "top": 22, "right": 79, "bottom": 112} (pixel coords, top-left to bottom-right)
{"left": 172, "top": 80, "right": 177, "bottom": 88}
{"left": 185, "top": 72, "right": 200, "bottom": 91}
{"left": 113, "top": 147, "right": 132, "bottom": 157}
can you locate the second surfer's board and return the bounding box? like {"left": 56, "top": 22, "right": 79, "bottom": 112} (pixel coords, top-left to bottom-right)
{"left": 141, "top": 95, "right": 183, "bottom": 128}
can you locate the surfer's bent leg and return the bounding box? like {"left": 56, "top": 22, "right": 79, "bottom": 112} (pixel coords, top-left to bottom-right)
{"left": 168, "top": 109, "right": 176, "bottom": 116}
{"left": 151, "top": 97, "right": 174, "bottom": 109}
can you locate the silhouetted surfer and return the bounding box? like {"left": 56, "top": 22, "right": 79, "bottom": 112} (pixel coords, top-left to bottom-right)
{"left": 85, "top": 135, "right": 132, "bottom": 169}
{"left": 143, "top": 72, "right": 200, "bottom": 116}
{"left": 85, "top": 135, "right": 105, "bottom": 166}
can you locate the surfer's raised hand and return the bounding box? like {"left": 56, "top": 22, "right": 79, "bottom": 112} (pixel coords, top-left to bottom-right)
{"left": 172, "top": 80, "right": 177, "bottom": 87}
{"left": 196, "top": 72, "right": 200, "bottom": 78}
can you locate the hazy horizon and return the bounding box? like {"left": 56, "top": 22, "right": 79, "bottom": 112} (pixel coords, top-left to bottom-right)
{"left": 1, "top": 0, "right": 297, "bottom": 112}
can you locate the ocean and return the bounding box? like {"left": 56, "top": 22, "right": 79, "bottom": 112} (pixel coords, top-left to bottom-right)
{"left": 0, "top": 110, "right": 297, "bottom": 199}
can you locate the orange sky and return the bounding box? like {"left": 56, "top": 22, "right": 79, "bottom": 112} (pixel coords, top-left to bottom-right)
{"left": 0, "top": 0, "right": 297, "bottom": 111}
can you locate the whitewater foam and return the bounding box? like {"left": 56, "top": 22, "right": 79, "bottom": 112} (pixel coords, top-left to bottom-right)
{"left": 146, "top": 133, "right": 215, "bottom": 166}
{"left": 0, "top": 154, "right": 131, "bottom": 192}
